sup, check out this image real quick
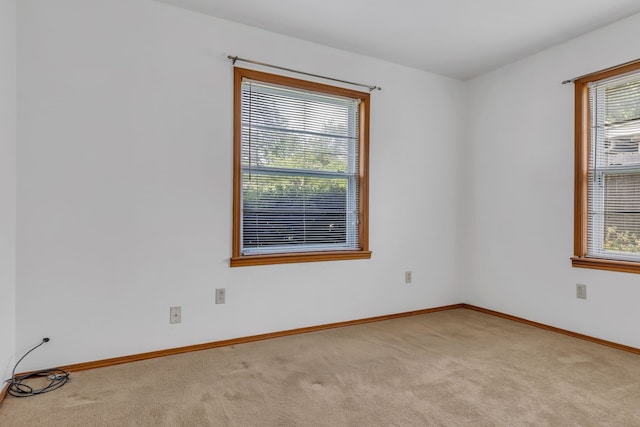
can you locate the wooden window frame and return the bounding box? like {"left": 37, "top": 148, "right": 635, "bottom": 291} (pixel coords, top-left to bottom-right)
{"left": 572, "top": 59, "right": 640, "bottom": 274}
{"left": 231, "top": 68, "right": 372, "bottom": 267}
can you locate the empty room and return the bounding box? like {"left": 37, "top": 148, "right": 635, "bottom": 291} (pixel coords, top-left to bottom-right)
{"left": 3, "top": 0, "right": 640, "bottom": 425}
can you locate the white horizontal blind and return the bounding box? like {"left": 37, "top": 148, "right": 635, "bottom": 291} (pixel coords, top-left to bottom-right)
{"left": 588, "top": 70, "right": 640, "bottom": 261}
{"left": 240, "top": 79, "right": 360, "bottom": 255}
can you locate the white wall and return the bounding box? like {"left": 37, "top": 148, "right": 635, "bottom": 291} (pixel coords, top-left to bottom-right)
{"left": 16, "top": 0, "right": 466, "bottom": 370}
{"left": 466, "top": 12, "right": 640, "bottom": 348}
{"left": 0, "top": 0, "right": 17, "bottom": 382}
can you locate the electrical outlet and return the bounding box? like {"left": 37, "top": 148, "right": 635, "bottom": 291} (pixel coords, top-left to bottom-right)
{"left": 216, "top": 288, "right": 226, "bottom": 304}
{"left": 170, "top": 306, "right": 181, "bottom": 324}
{"left": 405, "top": 271, "right": 412, "bottom": 284}
{"left": 576, "top": 283, "right": 587, "bottom": 299}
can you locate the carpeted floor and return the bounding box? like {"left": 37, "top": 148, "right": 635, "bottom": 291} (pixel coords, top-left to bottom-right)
{"left": 2, "top": 308, "right": 640, "bottom": 426}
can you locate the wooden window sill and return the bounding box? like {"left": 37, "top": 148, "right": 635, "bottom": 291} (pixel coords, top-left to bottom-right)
{"left": 231, "top": 250, "right": 372, "bottom": 267}
{"left": 571, "top": 256, "right": 640, "bottom": 274}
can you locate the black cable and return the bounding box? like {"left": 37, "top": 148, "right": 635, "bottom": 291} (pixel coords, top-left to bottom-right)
{"left": 4, "top": 338, "right": 70, "bottom": 398}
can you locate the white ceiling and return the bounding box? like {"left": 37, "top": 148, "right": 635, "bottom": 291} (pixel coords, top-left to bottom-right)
{"left": 156, "top": 0, "right": 640, "bottom": 80}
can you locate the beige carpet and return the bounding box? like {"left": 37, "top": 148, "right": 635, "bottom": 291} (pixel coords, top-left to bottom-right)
{"left": 2, "top": 308, "right": 640, "bottom": 426}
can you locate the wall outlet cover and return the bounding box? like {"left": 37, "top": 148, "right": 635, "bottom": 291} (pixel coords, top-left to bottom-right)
{"left": 576, "top": 284, "right": 587, "bottom": 299}
{"left": 170, "top": 306, "right": 182, "bottom": 324}
{"left": 216, "top": 288, "right": 226, "bottom": 304}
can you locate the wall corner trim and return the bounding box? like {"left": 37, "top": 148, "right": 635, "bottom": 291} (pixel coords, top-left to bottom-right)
{"left": 9, "top": 303, "right": 637, "bottom": 382}
{"left": 54, "top": 304, "right": 464, "bottom": 374}
{"left": 0, "top": 383, "right": 9, "bottom": 408}
{"left": 462, "top": 304, "right": 640, "bottom": 355}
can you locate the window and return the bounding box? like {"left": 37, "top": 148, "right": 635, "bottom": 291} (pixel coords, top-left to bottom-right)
{"left": 573, "top": 60, "right": 640, "bottom": 273}
{"left": 231, "top": 68, "right": 371, "bottom": 267}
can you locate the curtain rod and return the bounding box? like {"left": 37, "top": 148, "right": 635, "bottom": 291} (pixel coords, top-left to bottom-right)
{"left": 227, "top": 55, "right": 381, "bottom": 92}
{"left": 562, "top": 57, "right": 640, "bottom": 84}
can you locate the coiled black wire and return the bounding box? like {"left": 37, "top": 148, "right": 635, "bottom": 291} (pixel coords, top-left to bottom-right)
{"left": 4, "top": 338, "right": 70, "bottom": 398}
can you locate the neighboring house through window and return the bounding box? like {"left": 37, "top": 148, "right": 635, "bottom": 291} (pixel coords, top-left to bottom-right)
{"left": 573, "top": 60, "right": 640, "bottom": 273}
{"left": 231, "top": 68, "right": 371, "bottom": 267}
